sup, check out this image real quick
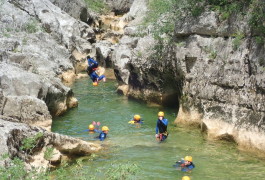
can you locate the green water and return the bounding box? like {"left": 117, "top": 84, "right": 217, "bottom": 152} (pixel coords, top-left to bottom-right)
{"left": 52, "top": 78, "right": 265, "bottom": 180}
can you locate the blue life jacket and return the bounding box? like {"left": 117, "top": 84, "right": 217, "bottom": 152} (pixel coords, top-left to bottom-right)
{"left": 87, "top": 58, "right": 98, "bottom": 68}
{"left": 90, "top": 71, "right": 100, "bottom": 82}
{"left": 99, "top": 131, "right": 107, "bottom": 141}
{"left": 156, "top": 118, "right": 168, "bottom": 134}
{"left": 181, "top": 162, "right": 195, "bottom": 172}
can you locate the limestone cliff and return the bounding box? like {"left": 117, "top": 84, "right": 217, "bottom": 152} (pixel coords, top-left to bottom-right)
{"left": 110, "top": 0, "right": 265, "bottom": 153}
{"left": 0, "top": 0, "right": 102, "bottom": 169}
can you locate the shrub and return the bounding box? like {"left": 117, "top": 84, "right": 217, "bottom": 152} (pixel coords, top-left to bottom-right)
{"left": 232, "top": 32, "right": 245, "bottom": 50}
{"left": 20, "top": 132, "right": 43, "bottom": 154}
{"left": 84, "top": 0, "right": 109, "bottom": 14}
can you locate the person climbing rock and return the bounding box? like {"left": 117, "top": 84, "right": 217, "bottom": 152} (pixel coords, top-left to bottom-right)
{"left": 128, "top": 114, "right": 143, "bottom": 128}
{"left": 98, "top": 126, "right": 109, "bottom": 141}
{"left": 86, "top": 55, "right": 106, "bottom": 86}
{"left": 182, "top": 176, "right": 191, "bottom": 180}
{"left": 174, "top": 156, "right": 195, "bottom": 172}
{"left": 155, "top": 111, "right": 168, "bottom": 141}
{"left": 86, "top": 55, "right": 98, "bottom": 73}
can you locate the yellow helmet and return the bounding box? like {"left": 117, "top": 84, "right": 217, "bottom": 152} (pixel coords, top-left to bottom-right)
{"left": 182, "top": 176, "right": 190, "bottom": 180}
{"left": 102, "top": 126, "right": 109, "bottom": 131}
{"left": 158, "top": 111, "right": 164, "bottom": 117}
{"left": 93, "top": 82, "right": 98, "bottom": 86}
{"left": 184, "top": 156, "right": 192, "bottom": 162}
{"left": 134, "top": 114, "right": 141, "bottom": 121}
{"left": 88, "top": 124, "right": 94, "bottom": 130}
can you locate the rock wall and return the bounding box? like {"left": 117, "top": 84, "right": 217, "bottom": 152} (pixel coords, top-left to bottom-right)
{"left": 110, "top": 1, "right": 265, "bottom": 153}
{"left": 0, "top": 0, "right": 104, "bottom": 169}
{"left": 0, "top": 0, "right": 98, "bottom": 130}
{"left": 173, "top": 10, "right": 265, "bottom": 153}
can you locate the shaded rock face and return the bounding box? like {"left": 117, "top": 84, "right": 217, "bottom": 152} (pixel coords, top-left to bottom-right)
{"left": 105, "top": 0, "right": 134, "bottom": 15}
{"left": 0, "top": 118, "right": 101, "bottom": 169}
{"left": 110, "top": 2, "right": 265, "bottom": 153}
{"left": 48, "top": 0, "right": 89, "bottom": 23}
{"left": 109, "top": 0, "right": 183, "bottom": 107}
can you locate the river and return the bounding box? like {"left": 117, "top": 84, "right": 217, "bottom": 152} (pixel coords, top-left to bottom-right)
{"left": 52, "top": 77, "right": 265, "bottom": 180}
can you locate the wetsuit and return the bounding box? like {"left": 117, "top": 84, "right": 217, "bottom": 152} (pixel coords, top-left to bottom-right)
{"left": 89, "top": 71, "right": 105, "bottom": 82}
{"left": 87, "top": 58, "right": 98, "bottom": 70}
{"left": 174, "top": 160, "right": 195, "bottom": 172}
{"left": 134, "top": 120, "right": 143, "bottom": 124}
{"left": 99, "top": 131, "right": 107, "bottom": 141}
{"left": 181, "top": 162, "right": 195, "bottom": 172}
{"left": 156, "top": 118, "right": 168, "bottom": 141}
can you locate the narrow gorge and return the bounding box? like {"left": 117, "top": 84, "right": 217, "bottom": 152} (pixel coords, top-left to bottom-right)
{"left": 0, "top": 0, "right": 264, "bottom": 179}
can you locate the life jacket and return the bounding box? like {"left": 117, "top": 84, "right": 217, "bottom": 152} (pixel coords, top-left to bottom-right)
{"left": 99, "top": 131, "right": 107, "bottom": 141}
{"left": 157, "top": 119, "right": 168, "bottom": 134}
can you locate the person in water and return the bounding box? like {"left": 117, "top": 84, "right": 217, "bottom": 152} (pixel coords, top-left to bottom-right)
{"left": 155, "top": 111, "right": 168, "bottom": 141}
{"left": 174, "top": 156, "right": 195, "bottom": 172}
{"left": 182, "top": 176, "right": 191, "bottom": 180}
{"left": 87, "top": 124, "right": 100, "bottom": 133}
{"left": 86, "top": 55, "right": 106, "bottom": 85}
{"left": 88, "top": 124, "right": 96, "bottom": 133}
{"left": 128, "top": 114, "right": 143, "bottom": 128}
{"left": 98, "top": 126, "right": 109, "bottom": 141}
{"left": 128, "top": 115, "right": 143, "bottom": 124}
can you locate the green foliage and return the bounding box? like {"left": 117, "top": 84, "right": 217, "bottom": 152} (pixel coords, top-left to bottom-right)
{"left": 0, "top": 157, "right": 28, "bottom": 180}
{"left": 24, "top": 19, "right": 40, "bottom": 33}
{"left": 105, "top": 162, "right": 139, "bottom": 180}
{"left": 255, "top": 36, "right": 264, "bottom": 45}
{"left": 232, "top": 32, "right": 245, "bottom": 50}
{"left": 185, "top": 0, "right": 205, "bottom": 17}
{"left": 84, "top": 0, "right": 109, "bottom": 14}
{"left": 44, "top": 147, "right": 54, "bottom": 161}
{"left": 22, "top": 37, "right": 28, "bottom": 45}
{"left": 249, "top": 0, "right": 265, "bottom": 35}
{"left": 20, "top": 132, "right": 43, "bottom": 154}
{"left": 144, "top": 0, "right": 176, "bottom": 26}
{"left": 3, "top": 32, "right": 11, "bottom": 38}
{"left": 202, "top": 46, "right": 218, "bottom": 59}
{"left": 0, "top": 154, "right": 47, "bottom": 180}
{"left": 209, "top": 50, "right": 217, "bottom": 59}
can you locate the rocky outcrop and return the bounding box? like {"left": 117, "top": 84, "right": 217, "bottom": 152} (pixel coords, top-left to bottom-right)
{"left": 49, "top": 0, "right": 89, "bottom": 23}
{"left": 0, "top": 118, "right": 101, "bottom": 169}
{"left": 8, "top": 0, "right": 95, "bottom": 52}
{"left": 0, "top": 0, "right": 105, "bottom": 171}
{"left": 105, "top": 0, "right": 134, "bottom": 15}
{"left": 0, "top": 0, "right": 100, "bottom": 131}
{"left": 111, "top": 1, "right": 265, "bottom": 153}
{"left": 173, "top": 10, "right": 265, "bottom": 153}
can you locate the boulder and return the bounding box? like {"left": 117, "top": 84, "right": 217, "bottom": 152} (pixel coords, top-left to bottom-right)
{"left": 105, "top": 0, "right": 134, "bottom": 15}
{"left": 48, "top": 0, "right": 89, "bottom": 22}
{"left": 0, "top": 118, "right": 101, "bottom": 170}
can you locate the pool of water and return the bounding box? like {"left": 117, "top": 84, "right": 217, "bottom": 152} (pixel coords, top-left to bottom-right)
{"left": 52, "top": 78, "right": 265, "bottom": 179}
